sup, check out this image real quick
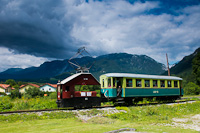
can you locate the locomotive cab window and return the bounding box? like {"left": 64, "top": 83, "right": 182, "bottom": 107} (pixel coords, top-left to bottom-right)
{"left": 174, "top": 81, "right": 178, "bottom": 87}
{"left": 145, "top": 80, "right": 150, "bottom": 87}
{"left": 126, "top": 79, "right": 132, "bottom": 87}
{"left": 168, "top": 80, "right": 172, "bottom": 87}
{"left": 108, "top": 78, "right": 111, "bottom": 87}
{"left": 153, "top": 80, "right": 158, "bottom": 87}
{"left": 136, "top": 79, "right": 142, "bottom": 87}
{"left": 161, "top": 80, "right": 165, "bottom": 87}
{"left": 65, "top": 86, "right": 70, "bottom": 91}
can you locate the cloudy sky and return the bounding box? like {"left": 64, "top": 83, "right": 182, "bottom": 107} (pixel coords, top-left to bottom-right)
{"left": 0, "top": 0, "right": 199, "bottom": 72}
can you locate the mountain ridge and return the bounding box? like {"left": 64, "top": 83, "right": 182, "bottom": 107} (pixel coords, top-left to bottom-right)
{"left": 0, "top": 53, "right": 166, "bottom": 83}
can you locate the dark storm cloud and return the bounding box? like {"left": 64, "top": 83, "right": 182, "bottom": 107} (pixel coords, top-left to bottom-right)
{"left": 0, "top": 0, "right": 200, "bottom": 72}
{"left": 0, "top": 0, "right": 81, "bottom": 58}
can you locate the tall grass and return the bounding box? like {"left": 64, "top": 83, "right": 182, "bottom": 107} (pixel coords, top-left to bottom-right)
{"left": 107, "top": 101, "right": 200, "bottom": 123}
{"left": 0, "top": 96, "right": 57, "bottom": 112}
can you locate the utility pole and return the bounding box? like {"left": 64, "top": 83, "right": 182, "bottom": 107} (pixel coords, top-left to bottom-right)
{"left": 166, "top": 53, "right": 170, "bottom": 76}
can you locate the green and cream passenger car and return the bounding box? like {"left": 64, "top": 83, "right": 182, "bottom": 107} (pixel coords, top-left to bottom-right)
{"left": 100, "top": 73, "right": 183, "bottom": 104}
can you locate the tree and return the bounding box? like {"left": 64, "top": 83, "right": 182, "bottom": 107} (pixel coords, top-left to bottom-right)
{"left": 184, "top": 82, "right": 200, "bottom": 95}
{"left": 13, "top": 84, "right": 20, "bottom": 89}
{"left": 192, "top": 52, "right": 200, "bottom": 85}
{"left": 17, "top": 81, "right": 23, "bottom": 86}
{"left": 5, "top": 79, "right": 17, "bottom": 87}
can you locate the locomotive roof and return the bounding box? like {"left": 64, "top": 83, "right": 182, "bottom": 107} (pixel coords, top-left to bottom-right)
{"left": 101, "top": 73, "right": 182, "bottom": 80}
{"left": 60, "top": 73, "right": 99, "bottom": 85}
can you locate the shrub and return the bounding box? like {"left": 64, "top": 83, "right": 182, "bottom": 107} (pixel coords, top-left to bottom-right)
{"left": 25, "top": 87, "right": 44, "bottom": 98}
{"left": 12, "top": 100, "right": 30, "bottom": 110}
{"left": 184, "top": 82, "right": 200, "bottom": 95}
{"left": 48, "top": 92, "right": 57, "bottom": 99}
{"left": 10, "top": 89, "right": 21, "bottom": 99}
{"left": 0, "top": 92, "right": 7, "bottom": 96}
{"left": 0, "top": 96, "right": 13, "bottom": 111}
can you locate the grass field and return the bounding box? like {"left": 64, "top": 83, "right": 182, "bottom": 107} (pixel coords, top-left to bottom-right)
{"left": 0, "top": 101, "right": 200, "bottom": 133}
{"left": 0, "top": 118, "right": 196, "bottom": 133}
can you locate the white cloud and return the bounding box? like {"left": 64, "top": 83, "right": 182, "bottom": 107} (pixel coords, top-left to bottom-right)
{"left": 69, "top": 1, "right": 200, "bottom": 64}
{"left": 0, "top": 47, "right": 49, "bottom": 72}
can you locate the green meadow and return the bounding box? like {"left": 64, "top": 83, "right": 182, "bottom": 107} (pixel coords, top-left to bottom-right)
{"left": 0, "top": 99, "right": 200, "bottom": 133}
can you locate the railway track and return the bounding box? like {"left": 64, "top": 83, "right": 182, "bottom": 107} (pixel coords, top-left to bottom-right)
{"left": 0, "top": 108, "right": 69, "bottom": 115}
{"left": 0, "top": 105, "right": 115, "bottom": 115}
{"left": 0, "top": 98, "right": 198, "bottom": 115}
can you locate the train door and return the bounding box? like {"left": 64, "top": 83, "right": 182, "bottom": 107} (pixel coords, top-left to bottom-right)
{"left": 116, "top": 78, "right": 123, "bottom": 97}
{"left": 180, "top": 80, "right": 183, "bottom": 96}
{"left": 56, "top": 84, "right": 62, "bottom": 107}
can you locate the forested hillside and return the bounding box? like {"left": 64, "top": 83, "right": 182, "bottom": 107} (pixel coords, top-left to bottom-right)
{"left": 164, "top": 48, "right": 200, "bottom": 84}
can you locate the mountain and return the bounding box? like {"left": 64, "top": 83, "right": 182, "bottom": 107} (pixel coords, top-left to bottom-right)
{"left": 164, "top": 47, "right": 200, "bottom": 83}
{"left": 2, "top": 68, "right": 23, "bottom": 74}
{"left": 169, "top": 48, "right": 200, "bottom": 75}
{"left": 0, "top": 60, "right": 72, "bottom": 79}
{"left": 91, "top": 53, "right": 165, "bottom": 78}
{"left": 0, "top": 53, "right": 166, "bottom": 83}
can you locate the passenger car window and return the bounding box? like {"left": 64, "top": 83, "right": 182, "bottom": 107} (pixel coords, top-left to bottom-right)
{"left": 136, "top": 79, "right": 142, "bottom": 87}
{"left": 161, "top": 80, "right": 165, "bottom": 87}
{"left": 168, "top": 80, "right": 172, "bottom": 87}
{"left": 126, "top": 79, "right": 132, "bottom": 87}
{"left": 108, "top": 78, "right": 111, "bottom": 87}
{"left": 145, "top": 80, "right": 150, "bottom": 87}
{"left": 153, "top": 80, "right": 158, "bottom": 87}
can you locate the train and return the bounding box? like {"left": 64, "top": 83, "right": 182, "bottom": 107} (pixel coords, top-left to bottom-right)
{"left": 56, "top": 72, "right": 183, "bottom": 108}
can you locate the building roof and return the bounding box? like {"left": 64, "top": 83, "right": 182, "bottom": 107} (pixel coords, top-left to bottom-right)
{"left": 0, "top": 84, "right": 14, "bottom": 89}
{"left": 40, "top": 83, "right": 57, "bottom": 88}
{"left": 20, "top": 84, "right": 25, "bottom": 88}
{"left": 0, "top": 84, "right": 10, "bottom": 89}
{"left": 20, "top": 83, "right": 40, "bottom": 88}
{"left": 101, "top": 73, "right": 182, "bottom": 80}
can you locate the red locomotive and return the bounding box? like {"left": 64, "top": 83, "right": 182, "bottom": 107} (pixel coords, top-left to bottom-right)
{"left": 56, "top": 72, "right": 101, "bottom": 108}
{"left": 56, "top": 47, "right": 101, "bottom": 108}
